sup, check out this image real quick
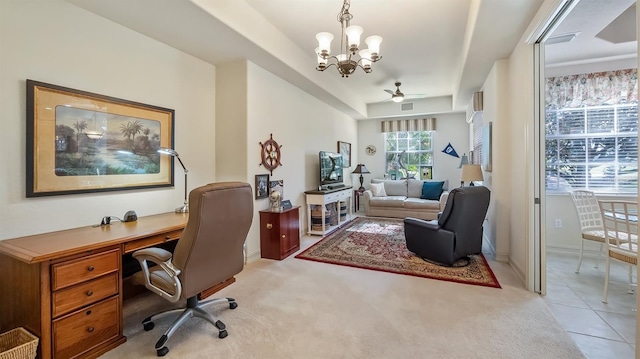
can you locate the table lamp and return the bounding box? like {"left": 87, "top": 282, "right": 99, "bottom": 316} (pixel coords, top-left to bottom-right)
{"left": 158, "top": 147, "right": 189, "bottom": 213}
{"left": 460, "top": 164, "right": 483, "bottom": 187}
{"left": 352, "top": 163, "right": 370, "bottom": 191}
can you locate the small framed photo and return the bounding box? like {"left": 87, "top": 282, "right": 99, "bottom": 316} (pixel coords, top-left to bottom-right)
{"left": 282, "top": 200, "right": 292, "bottom": 209}
{"left": 421, "top": 166, "right": 433, "bottom": 180}
{"left": 337, "top": 141, "right": 351, "bottom": 168}
{"left": 269, "top": 179, "right": 284, "bottom": 198}
{"left": 390, "top": 173, "right": 397, "bottom": 180}
{"left": 255, "top": 174, "right": 269, "bottom": 199}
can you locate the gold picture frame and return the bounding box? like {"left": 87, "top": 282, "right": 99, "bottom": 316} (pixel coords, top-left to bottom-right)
{"left": 26, "top": 80, "right": 175, "bottom": 197}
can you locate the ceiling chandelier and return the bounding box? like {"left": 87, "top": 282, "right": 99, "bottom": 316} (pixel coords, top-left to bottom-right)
{"left": 315, "top": 0, "right": 382, "bottom": 78}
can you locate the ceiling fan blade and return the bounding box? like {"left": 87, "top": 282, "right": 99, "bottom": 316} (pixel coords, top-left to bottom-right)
{"left": 384, "top": 89, "right": 394, "bottom": 94}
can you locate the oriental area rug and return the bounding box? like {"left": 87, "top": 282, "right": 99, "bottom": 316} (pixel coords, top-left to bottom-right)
{"left": 296, "top": 217, "right": 501, "bottom": 288}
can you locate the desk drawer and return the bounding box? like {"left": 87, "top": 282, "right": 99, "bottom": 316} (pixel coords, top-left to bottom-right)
{"left": 53, "top": 296, "right": 120, "bottom": 359}
{"left": 52, "top": 249, "right": 120, "bottom": 290}
{"left": 123, "top": 229, "right": 182, "bottom": 254}
{"left": 52, "top": 273, "right": 118, "bottom": 317}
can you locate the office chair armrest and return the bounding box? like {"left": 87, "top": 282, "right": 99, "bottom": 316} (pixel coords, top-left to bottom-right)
{"left": 133, "top": 247, "right": 172, "bottom": 262}
{"left": 133, "top": 248, "right": 181, "bottom": 277}
{"left": 132, "top": 247, "right": 182, "bottom": 302}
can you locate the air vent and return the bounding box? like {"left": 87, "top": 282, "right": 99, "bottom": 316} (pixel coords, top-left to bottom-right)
{"left": 467, "top": 91, "right": 483, "bottom": 123}
{"left": 401, "top": 103, "right": 413, "bottom": 111}
{"left": 473, "top": 91, "right": 483, "bottom": 111}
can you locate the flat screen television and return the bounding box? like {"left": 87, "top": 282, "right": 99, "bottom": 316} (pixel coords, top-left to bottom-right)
{"left": 319, "top": 151, "right": 344, "bottom": 187}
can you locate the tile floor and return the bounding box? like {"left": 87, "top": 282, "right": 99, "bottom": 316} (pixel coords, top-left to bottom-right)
{"left": 544, "top": 251, "right": 636, "bottom": 358}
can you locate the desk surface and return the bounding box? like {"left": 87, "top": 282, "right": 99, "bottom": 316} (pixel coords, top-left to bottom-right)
{"left": 0, "top": 212, "right": 188, "bottom": 264}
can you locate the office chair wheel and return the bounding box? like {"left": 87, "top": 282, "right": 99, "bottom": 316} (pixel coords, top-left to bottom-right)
{"left": 143, "top": 321, "right": 155, "bottom": 331}
{"left": 229, "top": 302, "right": 238, "bottom": 309}
{"left": 218, "top": 330, "right": 228, "bottom": 339}
{"left": 156, "top": 347, "right": 169, "bottom": 357}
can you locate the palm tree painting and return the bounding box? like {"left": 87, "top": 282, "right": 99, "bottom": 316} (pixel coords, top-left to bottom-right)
{"left": 54, "top": 106, "right": 162, "bottom": 176}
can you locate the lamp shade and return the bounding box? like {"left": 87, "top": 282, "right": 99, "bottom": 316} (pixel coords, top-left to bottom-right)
{"left": 352, "top": 164, "right": 370, "bottom": 174}
{"left": 461, "top": 164, "right": 483, "bottom": 182}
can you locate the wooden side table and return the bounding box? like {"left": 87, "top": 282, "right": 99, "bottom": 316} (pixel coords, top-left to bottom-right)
{"left": 354, "top": 189, "right": 365, "bottom": 212}
{"left": 259, "top": 207, "right": 300, "bottom": 260}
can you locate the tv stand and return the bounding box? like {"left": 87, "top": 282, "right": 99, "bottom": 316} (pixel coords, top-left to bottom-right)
{"left": 304, "top": 186, "right": 353, "bottom": 236}
{"left": 321, "top": 183, "right": 346, "bottom": 191}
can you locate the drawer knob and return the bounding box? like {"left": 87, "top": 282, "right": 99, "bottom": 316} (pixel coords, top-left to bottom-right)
{"left": 87, "top": 265, "right": 95, "bottom": 272}
{"left": 282, "top": 234, "right": 286, "bottom": 239}
{"left": 86, "top": 290, "right": 93, "bottom": 297}
{"left": 87, "top": 327, "right": 95, "bottom": 333}
{"left": 266, "top": 223, "right": 273, "bottom": 229}
{"left": 86, "top": 310, "right": 92, "bottom": 315}
{"left": 165, "top": 235, "right": 170, "bottom": 240}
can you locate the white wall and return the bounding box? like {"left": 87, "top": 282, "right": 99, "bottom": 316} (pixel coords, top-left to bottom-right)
{"left": 214, "top": 60, "right": 358, "bottom": 259}
{"left": 0, "top": 0, "right": 216, "bottom": 240}
{"left": 357, "top": 113, "right": 469, "bottom": 189}
{"left": 505, "top": 35, "right": 535, "bottom": 284}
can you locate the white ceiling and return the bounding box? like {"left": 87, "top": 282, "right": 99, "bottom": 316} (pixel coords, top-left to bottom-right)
{"left": 66, "top": 0, "right": 636, "bottom": 119}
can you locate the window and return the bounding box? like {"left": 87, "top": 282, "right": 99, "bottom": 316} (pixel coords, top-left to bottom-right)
{"left": 545, "top": 103, "right": 638, "bottom": 193}
{"left": 384, "top": 131, "right": 433, "bottom": 180}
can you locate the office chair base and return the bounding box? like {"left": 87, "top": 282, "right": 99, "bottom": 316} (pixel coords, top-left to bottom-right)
{"left": 142, "top": 297, "right": 237, "bottom": 356}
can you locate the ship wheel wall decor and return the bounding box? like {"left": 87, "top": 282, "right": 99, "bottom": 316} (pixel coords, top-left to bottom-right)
{"left": 259, "top": 133, "right": 282, "bottom": 175}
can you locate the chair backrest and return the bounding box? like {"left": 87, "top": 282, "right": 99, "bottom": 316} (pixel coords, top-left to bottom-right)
{"left": 570, "top": 190, "right": 604, "bottom": 233}
{"left": 173, "top": 182, "right": 253, "bottom": 298}
{"left": 438, "top": 186, "right": 490, "bottom": 254}
{"left": 598, "top": 200, "right": 638, "bottom": 255}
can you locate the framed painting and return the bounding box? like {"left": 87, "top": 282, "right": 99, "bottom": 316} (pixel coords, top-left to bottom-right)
{"left": 26, "top": 80, "right": 175, "bottom": 197}
{"left": 338, "top": 141, "right": 351, "bottom": 168}
{"left": 255, "top": 174, "right": 269, "bottom": 199}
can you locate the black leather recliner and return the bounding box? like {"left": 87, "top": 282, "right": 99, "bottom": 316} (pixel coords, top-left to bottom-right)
{"left": 404, "top": 186, "right": 490, "bottom": 266}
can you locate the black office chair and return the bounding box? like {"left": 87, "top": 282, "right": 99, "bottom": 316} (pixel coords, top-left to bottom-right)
{"left": 132, "top": 182, "right": 253, "bottom": 356}
{"left": 404, "top": 186, "right": 490, "bottom": 266}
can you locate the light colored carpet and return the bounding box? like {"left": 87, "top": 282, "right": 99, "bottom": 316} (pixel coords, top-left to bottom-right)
{"left": 100, "top": 237, "right": 585, "bottom": 359}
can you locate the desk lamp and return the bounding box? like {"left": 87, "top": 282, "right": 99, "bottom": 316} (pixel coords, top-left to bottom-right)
{"left": 352, "top": 163, "right": 370, "bottom": 191}
{"left": 460, "top": 164, "right": 483, "bottom": 187}
{"left": 158, "top": 148, "right": 189, "bottom": 213}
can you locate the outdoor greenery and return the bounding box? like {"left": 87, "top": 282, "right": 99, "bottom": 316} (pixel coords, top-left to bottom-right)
{"left": 545, "top": 103, "right": 638, "bottom": 193}
{"left": 384, "top": 131, "right": 433, "bottom": 180}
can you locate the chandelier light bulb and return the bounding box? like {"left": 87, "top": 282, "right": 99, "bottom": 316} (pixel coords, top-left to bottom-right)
{"left": 316, "top": 32, "right": 334, "bottom": 56}
{"left": 365, "top": 35, "right": 383, "bottom": 57}
{"left": 358, "top": 49, "right": 372, "bottom": 68}
{"left": 315, "top": 48, "right": 327, "bottom": 68}
{"left": 345, "top": 25, "right": 363, "bottom": 52}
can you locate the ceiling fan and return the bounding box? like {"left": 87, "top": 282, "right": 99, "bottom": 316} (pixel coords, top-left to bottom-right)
{"left": 383, "top": 82, "right": 423, "bottom": 103}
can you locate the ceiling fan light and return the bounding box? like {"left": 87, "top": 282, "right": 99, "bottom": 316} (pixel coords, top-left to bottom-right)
{"left": 392, "top": 94, "right": 404, "bottom": 103}
{"left": 345, "top": 25, "right": 363, "bottom": 51}
{"left": 316, "top": 32, "right": 334, "bottom": 55}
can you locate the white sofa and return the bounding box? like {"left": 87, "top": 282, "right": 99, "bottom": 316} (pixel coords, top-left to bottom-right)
{"left": 362, "top": 179, "right": 449, "bottom": 220}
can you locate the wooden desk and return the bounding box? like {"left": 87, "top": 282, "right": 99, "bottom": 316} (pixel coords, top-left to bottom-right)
{"left": 0, "top": 212, "right": 216, "bottom": 359}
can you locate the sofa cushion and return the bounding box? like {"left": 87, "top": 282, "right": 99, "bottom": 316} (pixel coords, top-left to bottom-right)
{"left": 369, "top": 196, "right": 406, "bottom": 208}
{"left": 371, "top": 179, "right": 407, "bottom": 196}
{"left": 404, "top": 198, "right": 441, "bottom": 210}
{"left": 407, "top": 179, "right": 449, "bottom": 198}
{"left": 421, "top": 181, "right": 445, "bottom": 200}
{"left": 370, "top": 183, "right": 387, "bottom": 197}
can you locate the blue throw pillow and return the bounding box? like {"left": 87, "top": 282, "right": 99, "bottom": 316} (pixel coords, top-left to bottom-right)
{"left": 421, "top": 181, "right": 444, "bottom": 200}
